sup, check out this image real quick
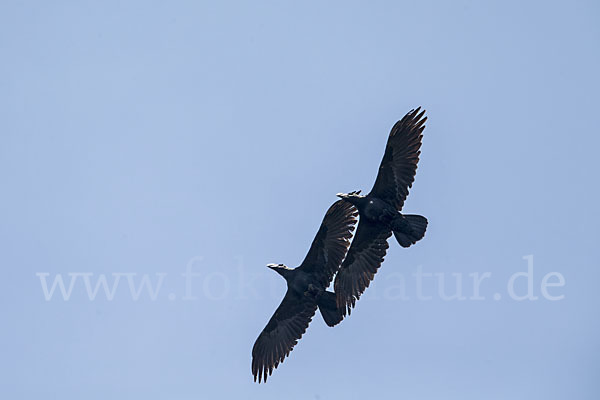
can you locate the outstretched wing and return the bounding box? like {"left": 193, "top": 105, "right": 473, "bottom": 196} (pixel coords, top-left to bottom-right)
{"left": 369, "top": 107, "right": 426, "bottom": 211}
{"left": 251, "top": 290, "right": 318, "bottom": 383}
{"left": 334, "top": 219, "right": 391, "bottom": 316}
{"left": 297, "top": 200, "right": 358, "bottom": 288}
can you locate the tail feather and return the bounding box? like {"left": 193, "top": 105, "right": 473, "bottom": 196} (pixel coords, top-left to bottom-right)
{"left": 317, "top": 291, "right": 344, "bottom": 327}
{"left": 393, "top": 214, "right": 428, "bottom": 248}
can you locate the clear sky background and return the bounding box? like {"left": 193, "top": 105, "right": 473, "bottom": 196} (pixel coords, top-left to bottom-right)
{"left": 1, "top": 1, "right": 599, "bottom": 399}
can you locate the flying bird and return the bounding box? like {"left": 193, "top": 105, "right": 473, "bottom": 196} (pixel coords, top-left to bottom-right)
{"left": 334, "top": 107, "right": 428, "bottom": 316}
{"left": 251, "top": 200, "right": 357, "bottom": 383}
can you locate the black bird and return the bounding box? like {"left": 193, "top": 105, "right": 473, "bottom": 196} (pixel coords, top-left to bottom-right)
{"left": 334, "top": 107, "right": 428, "bottom": 315}
{"left": 251, "top": 200, "right": 357, "bottom": 383}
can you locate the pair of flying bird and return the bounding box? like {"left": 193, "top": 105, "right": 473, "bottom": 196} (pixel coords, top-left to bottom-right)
{"left": 252, "top": 108, "right": 429, "bottom": 383}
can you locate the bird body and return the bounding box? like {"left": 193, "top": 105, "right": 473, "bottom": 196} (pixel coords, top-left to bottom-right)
{"left": 339, "top": 193, "right": 426, "bottom": 247}
{"left": 268, "top": 264, "right": 324, "bottom": 300}
{"left": 269, "top": 264, "right": 342, "bottom": 330}
{"left": 343, "top": 194, "right": 396, "bottom": 222}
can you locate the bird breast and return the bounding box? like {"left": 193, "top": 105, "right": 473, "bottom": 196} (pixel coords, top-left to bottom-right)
{"left": 288, "top": 270, "right": 318, "bottom": 296}
{"left": 363, "top": 197, "right": 396, "bottom": 222}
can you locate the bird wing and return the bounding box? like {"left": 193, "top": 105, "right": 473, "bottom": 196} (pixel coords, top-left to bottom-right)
{"left": 297, "top": 200, "right": 358, "bottom": 288}
{"left": 368, "top": 107, "right": 426, "bottom": 211}
{"left": 251, "top": 290, "right": 318, "bottom": 383}
{"left": 334, "top": 218, "right": 391, "bottom": 316}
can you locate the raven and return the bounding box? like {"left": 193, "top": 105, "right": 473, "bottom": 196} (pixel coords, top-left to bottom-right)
{"left": 334, "top": 107, "right": 428, "bottom": 316}
{"left": 251, "top": 200, "right": 357, "bottom": 383}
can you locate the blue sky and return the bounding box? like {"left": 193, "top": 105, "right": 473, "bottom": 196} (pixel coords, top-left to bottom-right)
{"left": 1, "top": 1, "right": 599, "bottom": 399}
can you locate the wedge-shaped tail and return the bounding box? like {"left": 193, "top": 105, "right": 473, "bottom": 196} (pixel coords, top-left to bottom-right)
{"left": 393, "top": 214, "right": 428, "bottom": 248}
{"left": 317, "top": 290, "right": 344, "bottom": 327}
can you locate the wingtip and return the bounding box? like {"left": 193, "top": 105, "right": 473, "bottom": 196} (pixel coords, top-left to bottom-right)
{"left": 412, "top": 106, "right": 426, "bottom": 119}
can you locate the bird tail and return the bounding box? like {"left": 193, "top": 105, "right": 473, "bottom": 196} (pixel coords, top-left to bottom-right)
{"left": 393, "top": 214, "right": 428, "bottom": 248}
{"left": 317, "top": 291, "right": 344, "bottom": 327}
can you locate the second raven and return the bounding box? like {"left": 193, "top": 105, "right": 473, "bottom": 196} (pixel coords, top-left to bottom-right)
{"left": 334, "top": 107, "right": 428, "bottom": 315}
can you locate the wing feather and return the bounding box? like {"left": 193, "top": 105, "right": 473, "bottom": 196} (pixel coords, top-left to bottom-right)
{"left": 297, "top": 200, "right": 358, "bottom": 288}
{"left": 369, "top": 107, "right": 426, "bottom": 210}
{"left": 251, "top": 291, "right": 317, "bottom": 383}
{"left": 334, "top": 219, "right": 391, "bottom": 316}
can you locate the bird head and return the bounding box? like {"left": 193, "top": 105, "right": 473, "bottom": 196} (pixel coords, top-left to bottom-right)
{"left": 336, "top": 190, "right": 362, "bottom": 199}
{"left": 267, "top": 263, "right": 290, "bottom": 277}
{"left": 336, "top": 190, "right": 363, "bottom": 204}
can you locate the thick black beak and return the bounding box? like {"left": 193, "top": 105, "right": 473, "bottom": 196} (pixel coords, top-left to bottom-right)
{"left": 336, "top": 193, "right": 348, "bottom": 199}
